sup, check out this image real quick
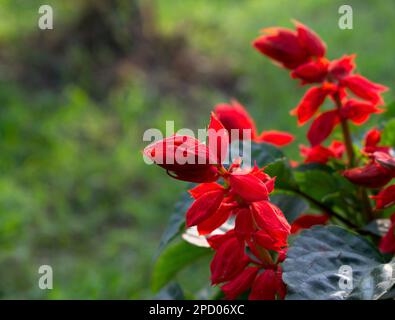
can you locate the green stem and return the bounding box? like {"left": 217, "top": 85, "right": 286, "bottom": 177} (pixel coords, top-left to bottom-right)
{"left": 333, "top": 93, "right": 374, "bottom": 222}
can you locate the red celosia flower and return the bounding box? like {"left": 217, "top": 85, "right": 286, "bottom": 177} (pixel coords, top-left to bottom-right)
{"left": 371, "top": 184, "right": 395, "bottom": 210}
{"left": 343, "top": 161, "right": 394, "bottom": 189}
{"left": 144, "top": 135, "right": 219, "bottom": 183}
{"left": 300, "top": 140, "right": 344, "bottom": 164}
{"left": 290, "top": 214, "right": 330, "bottom": 234}
{"left": 379, "top": 213, "right": 395, "bottom": 254}
{"left": 214, "top": 100, "right": 294, "bottom": 146}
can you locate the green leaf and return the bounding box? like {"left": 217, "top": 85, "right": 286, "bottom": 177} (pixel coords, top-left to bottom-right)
{"left": 270, "top": 193, "right": 309, "bottom": 223}
{"left": 156, "top": 192, "right": 193, "bottom": 255}
{"left": 283, "top": 225, "right": 395, "bottom": 300}
{"left": 265, "top": 158, "right": 297, "bottom": 190}
{"left": 153, "top": 282, "right": 185, "bottom": 300}
{"left": 151, "top": 240, "right": 211, "bottom": 292}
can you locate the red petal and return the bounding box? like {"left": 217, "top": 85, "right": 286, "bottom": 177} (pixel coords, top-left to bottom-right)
{"left": 229, "top": 173, "right": 269, "bottom": 202}
{"left": 300, "top": 144, "right": 335, "bottom": 164}
{"left": 186, "top": 190, "right": 224, "bottom": 227}
{"left": 208, "top": 113, "right": 229, "bottom": 164}
{"left": 291, "top": 86, "right": 331, "bottom": 125}
{"left": 291, "top": 59, "right": 328, "bottom": 84}
{"left": 307, "top": 110, "right": 339, "bottom": 146}
{"left": 210, "top": 236, "right": 249, "bottom": 285}
{"left": 291, "top": 214, "right": 329, "bottom": 234}
{"left": 256, "top": 130, "right": 295, "bottom": 146}
{"left": 250, "top": 201, "right": 290, "bottom": 250}
{"left": 189, "top": 182, "right": 224, "bottom": 199}
{"left": 295, "top": 21, "right": 326, "bottom": 57}
{"left": 234, "top": 208, "right": 255, "bottom": 241}
{"left": 214, "top": 100, "right": 257, "bottom": 140}
{"left": 379, "top": 214, "right": 395, "bottom": 254}
{"left": 328, "top": 55, "right": 356, "bottom": 80}
{"left": 248, "top": 269, "right": 283, "bottom": 300}
{"left": 340, "top": 99, "right": 383, "bottom": 125}
{"left": 371, "top": 185, "right": 395, "bottom": 210}
{"left": 197, "top": 203, "right": 233, "bottom": 235}
{"left": 221, "top": 267, "right": 259, "bottom": 300}
{"left": 342, "top": 74, "right": 388, "bottom": 105}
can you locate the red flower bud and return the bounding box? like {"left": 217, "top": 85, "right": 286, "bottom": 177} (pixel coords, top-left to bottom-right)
{"left": 144, "top": 135, "right": 219, "bottom": 183}
{"left": 300, "top": 140, "right": 345, "bottom": 164}
{"left": 328, "top": 55, "right": 355, "bottom": 80}
{"left": 291, "top": 59, "right": 328, "bottom": 84}
{"left": 253, "top": 27, "right": 310, "bottom": 69}
{"left": 343, "top": 162, "right": 393, "bottom": 188}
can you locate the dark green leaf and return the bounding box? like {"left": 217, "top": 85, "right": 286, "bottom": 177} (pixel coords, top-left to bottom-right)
{"left": 265, "top": 158, "right": 297, "bottom": 190}
{"left": 156, "top": 192, "right": 193, "bottom": 255}
{"left": 270, "top": 193, "right": 309, "bottom": 223}
{"left": 151, "top": 240, "right": 211, "bottom": 292}
{"left": 283, "top": 226, "right": 395, "bottom": 300}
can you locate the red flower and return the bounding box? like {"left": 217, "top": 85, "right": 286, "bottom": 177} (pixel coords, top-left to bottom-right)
{"left": 214, "top": 100, "right": 294, "bottom": 146}
{"left": 327, "top": 55, "right": 355, "bottom": 81}
{"left": 379, "top": 213, "right": 395, "bottom": 254}
{"left": 208, "top": 113, "right": 229, "bottom": 165}
{"left": 221, "top": 267, "right": 259, "bottom": 300}
{"left": 290, "top": 214, "right": 329, "bottom": 234}
{"left": 248, "top": 268, "right": 286, "bottom": 300}
{"left": 209, "top": 231, "right": 250, "bottom": 285}
{"left": 340, "top": 99, "right": 383, "bottom": 125}
{"left": 253, "top": 22, "right": 325, "bottom": 69}
{"left": 363, "top": 128, "right": 390, "bottom": 154}
{"left": 343, "top": 162, "right": 393, "bottom": 189}
{"left": 307, "top": 109, "right": 340, "bottom": 146}
{"left": 144, "top": 135, "right": 219, "bottom": 183}
{"left": 291, "top": 58, "right": 329, "bottom": 84}
{"left": 300, "top": 140, "right": 344, "bottom": 164}
{"left": 340, "top": 74, "right": 388, "bottom": 106}
{"left": 371, "top": 185, "right": 395, "bottom": 210}
{"left": 291, "top": 84, "right": 335, "bottom": 125}
{"left": 229, "top": 172, "right": 270, "bottom": 203}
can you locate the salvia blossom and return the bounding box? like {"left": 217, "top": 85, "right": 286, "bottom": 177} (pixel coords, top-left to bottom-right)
{"left": 253, "top": 21, "right": 388, "bottom": 148}
{"left": 145, "top": 20, "right": 395, "bottom": 301}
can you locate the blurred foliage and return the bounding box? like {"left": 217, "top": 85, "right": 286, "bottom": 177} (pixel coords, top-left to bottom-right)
{"left": 0, "top": 0, "right": 394, "bottom": 298}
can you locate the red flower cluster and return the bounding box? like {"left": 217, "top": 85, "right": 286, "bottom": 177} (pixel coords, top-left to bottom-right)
{"left": 253, "top": 21, "right": 387, "bottom": 164}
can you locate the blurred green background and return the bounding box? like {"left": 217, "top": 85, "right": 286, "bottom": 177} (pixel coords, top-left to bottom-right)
{"left": 0, "top": 0, "right": 394, "bottom": 298}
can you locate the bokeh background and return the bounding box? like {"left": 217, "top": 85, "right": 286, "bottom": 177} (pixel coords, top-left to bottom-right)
{"left": 0, "top": 0, "right": 394, "bottom": 298}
